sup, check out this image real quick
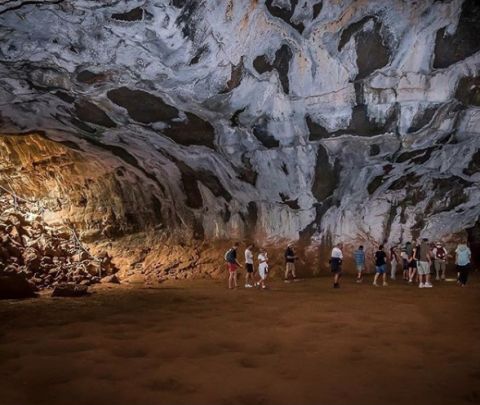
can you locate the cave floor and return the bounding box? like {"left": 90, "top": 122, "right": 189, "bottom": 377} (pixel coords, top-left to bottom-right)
{"left": 1, "top": 275, "right": 479, "bottom": 405}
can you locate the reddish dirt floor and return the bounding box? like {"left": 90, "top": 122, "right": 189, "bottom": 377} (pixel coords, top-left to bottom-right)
{"left": 1, "top": 273, "right": 480, "bottom": 405}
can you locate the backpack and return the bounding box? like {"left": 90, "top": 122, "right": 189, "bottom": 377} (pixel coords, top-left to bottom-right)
{"left": 224, "top": 248, "right": 234, "bottom": 262}
{"left": 435, "top": 247, "right": 446, "bottom": 260}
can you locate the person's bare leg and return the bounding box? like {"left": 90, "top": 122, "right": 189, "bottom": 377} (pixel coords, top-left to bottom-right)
{"left": 284, "top": 267, "right": 289, "bottom": 280}
{"left": 233, "top": 271, "right": 238, "bottom": 288}
{"left": 228, "top": 272, "right": 233, "bottom": 289}
{"left": 373, "top": 273, "right": 379, "bottom": 285}
{"left": 383, "top": 273, "right": 387, "bottom": 286}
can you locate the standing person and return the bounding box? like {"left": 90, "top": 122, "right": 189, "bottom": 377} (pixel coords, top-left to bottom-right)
{"left": 400, "top": 248, "right": 409, "bottom": 280}
{"left": 455, "top": 242, "right": 471, "bottom": 287}
{"left": 406, "top": 241, "right": 417, "bottom": 284}
{"left": 330, "top": 243, "right": 343, "bottom": 288}
{"left": 373, "top": 245, "right": 388, "bottom": 287}
{"left": 390, "top": 246, "right": 399, "bottom": 280}
{"left": 354, "top": 245, "right": 366, "bottom": 283}
{"left": 416, "top": 238, "right": 433, "bottom": 288}
{"left": 284, "top": 243, "right": 298, "bottom": 282}
{"left": 244, "top": 244, "right": 255, "bottom": 288}
{"left": 225, "top": 243, "right": 242, "bottom": 289}
{"left": 432, "top": 242, "right": 447, "bottom": 281}
{"left": 257, "top": 247, "right": 269, "bottom": 289}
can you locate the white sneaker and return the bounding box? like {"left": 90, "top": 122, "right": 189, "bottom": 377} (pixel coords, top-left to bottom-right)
{"left": 425, "top": 282, "right": 433, "bottom": 288}
{"left": 383, "top": 282, "right": 388, "bottom": 287}
{"left": 419, "top": 283, "right": 425, "bottom": 288}
{"left": 373, "top": 282, "right": 379, "bottom": 287}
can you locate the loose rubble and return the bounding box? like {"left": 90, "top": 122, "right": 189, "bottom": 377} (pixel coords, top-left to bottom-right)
{"left": 0, "top": 192, "right": 118, "bottom": 297}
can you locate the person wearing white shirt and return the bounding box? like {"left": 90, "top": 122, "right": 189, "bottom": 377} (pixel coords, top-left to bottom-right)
{"left": 257, "top": 248, "right": 269, "bottom": 289}
{"left": 330, "top": 243, "right": 343, "bottom": 288}
{"left": 244, "top": 244, "right": 254, "bottom": 288}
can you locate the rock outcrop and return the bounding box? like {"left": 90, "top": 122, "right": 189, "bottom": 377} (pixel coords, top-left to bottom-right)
{"left": 0, "top": 0, "right": 479, "bottom": 253}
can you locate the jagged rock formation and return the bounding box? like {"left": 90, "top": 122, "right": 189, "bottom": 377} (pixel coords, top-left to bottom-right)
{"left": 0, "top": 0, "right": 479, "bottom": 252}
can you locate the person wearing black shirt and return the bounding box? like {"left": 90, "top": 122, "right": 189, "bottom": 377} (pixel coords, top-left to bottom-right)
{"left": 373, "top": 245, "right": 388, "bottom": 287}
{"left": 284, "top": 244, "right": 298, "bottom": 282}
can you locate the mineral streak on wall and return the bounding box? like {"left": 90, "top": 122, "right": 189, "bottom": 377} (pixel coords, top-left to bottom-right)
{"left": 0, "top": 0, "right": 479, "bottom": 248}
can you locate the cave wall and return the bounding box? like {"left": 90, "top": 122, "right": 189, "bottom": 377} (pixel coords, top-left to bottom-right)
{"left": 0, "top": 0, "right": 479, "bottom": 248}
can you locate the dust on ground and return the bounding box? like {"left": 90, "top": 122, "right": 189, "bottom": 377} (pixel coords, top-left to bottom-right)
{"left": 1, "top": 274, "right": 479, "bottom": 405}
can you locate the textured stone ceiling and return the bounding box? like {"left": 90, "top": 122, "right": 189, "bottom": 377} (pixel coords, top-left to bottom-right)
{"left": 0, "top": 0, "right": 479, "bottom": 246}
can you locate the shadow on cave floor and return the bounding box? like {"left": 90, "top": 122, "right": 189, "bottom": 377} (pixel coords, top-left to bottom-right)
{"left": 1, "top": 275, "right": 479, "bottom": 405}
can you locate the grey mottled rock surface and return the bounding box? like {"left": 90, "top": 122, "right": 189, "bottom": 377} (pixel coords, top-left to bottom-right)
{"left": 0, "top": 0, "right": 479, "bottom": 247}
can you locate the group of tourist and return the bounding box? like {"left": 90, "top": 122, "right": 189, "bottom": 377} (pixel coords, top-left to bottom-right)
{"left": 333, "top": 238, "right": 472, "bottom": 289}
{"left": 224, "top": 238, "right": 473, "bottom": 290}
{"left": 224, "top": 242, "right": 300, "bottom": 289}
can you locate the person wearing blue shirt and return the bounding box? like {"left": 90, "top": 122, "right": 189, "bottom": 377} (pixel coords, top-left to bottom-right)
{"left": 354, "top": 245, "right": 366, "bottom": 283}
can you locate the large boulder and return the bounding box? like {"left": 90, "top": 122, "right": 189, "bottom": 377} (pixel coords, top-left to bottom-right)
{"left": 0, "top": 271, "right": 36, "bottom": 299}
{"left": 51, "top": 283, "right": 89, "bottom": 297}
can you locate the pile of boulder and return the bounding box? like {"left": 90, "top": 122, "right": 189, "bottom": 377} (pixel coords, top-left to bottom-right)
{"left": 0, "top": 192, "right": 118, "bottom": 298}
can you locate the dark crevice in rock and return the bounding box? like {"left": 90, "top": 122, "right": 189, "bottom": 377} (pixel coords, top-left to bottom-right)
{"left": 306, "top": 115, "right": 330, "bottom": 140}
{"left": 107, "top": 87, "right": 179, "bottom": 124}
{"left": 308, "top": 104, "right": 398, "bottom": 139}
{"left": 464, "top": 150, "right": 480, "bottom": 176}
{"left": 355, "top": 20, "right": 390, "bottom": 79}
{"left": 74, "top": 100, "right": 116, "bottom": 128}
{"left": 253, "top": 45, "right": 293, "bottom": 94}
{"left": 173, "top": 0, "right": 199, "bottom": 40}
{"left": 150, "top": 195, "right": 163, "bottom": 223}
{"left": 455, "top": 76, "right": 480, "bottom": 106}
{"left": 395, "top": 146, "right": 436, "bottom": 165}
{"left": 312, "top": 2, "right": 322, "bottom": 20}
{"left": 279, "top": 193, "right": 300, "bottom": 210}
{"left": 111, "top": 7, "right": 144, "bottom": 21}
{"left": 58, "top": 140, "right": 83, "bottom": 151}
{"left": 338, "top": 16, "right": 374, "bottom": 51}
{"left": 265, "top": 0, "right": 305, "bottom": 34}
{"left": 312, "top": 144, "right": 339, "bottom": 201}
{"left": 433, "top": 0, "right": 480, "bottom": 69}
{"left": 189, "top": 45, "right": 208, "bottom": 65}
{"left": 174, "top": 160, "right": 203, "bottom": 209}
{"left": 368, "top": 175, "right": 385, "bottom": 194}
{"left": 195, "top": 170, "right": 232, "bottom": 202}
{"left": 219, "top": 57, "right": 244, "bottom": 94}
{"left": 253, "top": 55, "right": 273, "bottom": 74}
{"left": 388, "top": 173, "right": 420, "bottom": 191}
{"left": 76, "top": 70, "right": 108, "bottom": 84}
{"left": 163, "top": 112, "right": 216, "bottom": 149}
{"left": 230, "top": 107, "right": 246, "bottom": 127}
{"left": 238, "top": 154, "right": 258, "bottom": 186}
{"left": 244, "top": 201, "right": 258, "bottom": 237}
{"left": 70, "top": 117, "right": 96, "bottom": 133}
{"left": 369, "top": 144, "right": 380, "bottom": 156}
{"left": 0, "top": 0, "right": 64, "bottom": 15}
{"left": 407, "top": 106, "right": 438, "bottom": 133}
{"left": 339, "top": 16, "right": 390, "bottom": 79}
{"left": 252, "top": 118, "right": 280, "bottom": 148}
{"left": 54, "top": 90, "right": 74, "bottom": 104}
{"left": 350, "top": 104, "right": 398, "bottom": 136}
{"left": 425, "top": 176, "right": 471, "bottom": 216}
{"left": 281, "top": 162, "right": 289, "bottom": 175}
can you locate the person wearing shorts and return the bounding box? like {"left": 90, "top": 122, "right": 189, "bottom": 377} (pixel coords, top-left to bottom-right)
{"left": 244, "top": 244, "right": 254, "bottom": 288}
{"left": 257, "top": 248, "right": 269, "bottom": 289}
{"left": 416, "top": 238, "right": 433, "bottom": 288}
{"left": 373, "top": 245, "right": 388, "bottom": 287}
{"left": 330, "top": 243, "right": 343, "bottom": 288}
{"left": 225, "top": 242, "right": 242, "bottom": 289}
{"left": 354, "top": 245, "right": 365, "bottom": 283}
